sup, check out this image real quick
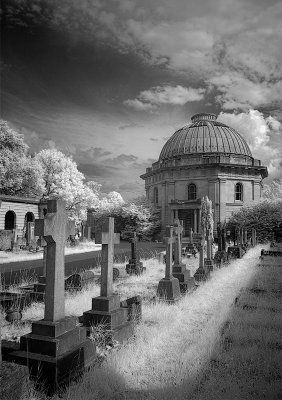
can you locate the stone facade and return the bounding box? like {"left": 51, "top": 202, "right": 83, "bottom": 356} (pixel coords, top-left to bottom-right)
{"left": 140, "top": 113, "right": 268, "bottom": 237}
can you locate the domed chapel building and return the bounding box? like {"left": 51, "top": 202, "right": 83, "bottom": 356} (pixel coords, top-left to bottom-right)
{"left": 140, "top": 113, "right": 268, "bottom": 238}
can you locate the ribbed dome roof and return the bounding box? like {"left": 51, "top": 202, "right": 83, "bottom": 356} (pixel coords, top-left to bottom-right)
{"left": 159, "top": 113, "right": 252, "bottom": 161}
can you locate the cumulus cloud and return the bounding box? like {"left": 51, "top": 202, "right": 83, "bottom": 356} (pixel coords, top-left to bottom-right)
{"left": 124, "top": 85, "right": 205, "bottom": 111}
{"left": 218, "top": 110, "right": 282, "bottom": 178}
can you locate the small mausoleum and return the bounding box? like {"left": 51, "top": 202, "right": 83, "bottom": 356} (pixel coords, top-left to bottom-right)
{"left": 140, "top": 112, "right": 268, "bottom": 237}
{"left": 0, "top": 195, "right": 42, "bottom": 249}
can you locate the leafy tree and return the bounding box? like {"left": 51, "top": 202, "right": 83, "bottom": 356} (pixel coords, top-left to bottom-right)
{"left": 263, "top": 179, "right": 282, "bottom": 200}
{"left": 227, "top": 199, "right": 282, "bottom": 242}
{"left": 90, "top": 195, "right": 161, "bottom": 241}
{"left": 0, "top": 120, "right": 44, "bottom": 196}
{"left": 35, "top": 149, "right": 99, "bottom": 220}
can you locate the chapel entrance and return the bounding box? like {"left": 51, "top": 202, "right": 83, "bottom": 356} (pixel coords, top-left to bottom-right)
{"left": 178, "top": 210, "right": 194, "bottom": 237}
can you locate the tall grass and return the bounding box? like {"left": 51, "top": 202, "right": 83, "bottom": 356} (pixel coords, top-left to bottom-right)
{"left": 53, "top": 246, "right": 264, "bottom": 400}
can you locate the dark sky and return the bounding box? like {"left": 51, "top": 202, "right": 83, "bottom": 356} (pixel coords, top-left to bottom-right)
{"left": 1, "top": 0, "right": 282, "bottom": 198}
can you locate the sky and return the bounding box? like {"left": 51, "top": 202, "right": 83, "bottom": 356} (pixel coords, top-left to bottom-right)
{"left": 1, "top": 0, "right": 282, "bottom": 199}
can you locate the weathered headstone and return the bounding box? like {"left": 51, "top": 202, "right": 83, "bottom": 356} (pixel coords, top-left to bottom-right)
{"left": 251, "top": 228, "right": 257, "bottom": 247}
{"left": 26, "top": 221, "right": 35, "bottom": 246}
{"left": 172, "top": 220, "right": 196, "bottom": 292}
{"left": 83, "top": 217, "right": 134, "bottom": 343}
{"left": 125, "top": 232, "right": 145, "bottom": 275}
{"left": 87, "top": 226, "right": 91, "bottom": 241}
{"left": 157, "top": 226, "right": 181, "bottom": 302}
{"left": 10, "top": 200, "right": 96, "bottom": 394}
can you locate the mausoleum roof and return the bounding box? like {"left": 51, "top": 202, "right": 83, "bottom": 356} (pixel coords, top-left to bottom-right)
{"left": 159, "top": 113, "right": 252, "bottom": 161}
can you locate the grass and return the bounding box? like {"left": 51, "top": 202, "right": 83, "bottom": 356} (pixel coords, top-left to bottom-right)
{"left": 0, "top": 241, "right": 101, "bottom": 264}
{"left": 3, "top": 245, "right": 280, "bottom": 400}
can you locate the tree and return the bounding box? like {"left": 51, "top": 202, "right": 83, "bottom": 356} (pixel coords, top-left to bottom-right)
{"left": 90, "top": 195, "right": 161, "bottom": 241}
{"left": 263, "top": 179, "right": 282, "bottom": 200}
{"left": 35, "top": 149, "right": 99, "bottom": 220}
{"left": 227, "top": 199, "right": 282, "bottom": 242}
{"left": 0, "top": 120, "right": 44, "bottom": 197}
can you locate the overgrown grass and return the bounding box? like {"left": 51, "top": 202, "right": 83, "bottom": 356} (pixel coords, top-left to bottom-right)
{"left": 4, "top": 245, "right": 279, "bottom": 400}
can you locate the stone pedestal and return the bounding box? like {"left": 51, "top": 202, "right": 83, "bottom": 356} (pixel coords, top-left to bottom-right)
{"left": 186, "top": 243, "right": 197, "bottom": 254}
{"left": 157, "top": 277, "right": 181, "bottom": 302}
{"left": 204, "top": 258, "right": 214, "bottom": 272}
{"left": 125, "top": 259, "right": 145, "bottom": 275}
{"left": 172, "top": 264, "right": 196, "bottom": 293}
{"left": 10, "top": 317, "right": 96, "bottom": 394}
{"left": 83, "top": 295, "right": 134, "bottom": 343}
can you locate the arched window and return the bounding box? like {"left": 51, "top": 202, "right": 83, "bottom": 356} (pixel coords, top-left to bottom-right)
{"left": 154, "top": 187, "right": 159, "bottom": 204}
{"left": 188, "top": 183, "right": 197, "bottom": 200}
{"left": 235, "top": 182, "right": 243, "bottom": 201}
{"left": 5, "top": 210, "right": 16, "bottom": 230}
{"left": 25, "top": 212, "right": 34, "bottom": 223}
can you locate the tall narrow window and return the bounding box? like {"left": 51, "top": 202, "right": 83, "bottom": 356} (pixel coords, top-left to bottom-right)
{"left": 188, "top": 183, "right": 197, "bottom": 200}
{"left": 154, "top": 187, "right": 159, "bottom": 204}
{"left": 235, "top": 182, "right": 243, "bottom": 201}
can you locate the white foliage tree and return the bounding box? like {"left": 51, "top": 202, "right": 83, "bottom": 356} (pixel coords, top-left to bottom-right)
{"left": 35, "top": 149, "right": 99, "bottom": 220}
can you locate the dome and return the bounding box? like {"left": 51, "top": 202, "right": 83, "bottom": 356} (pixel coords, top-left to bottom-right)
{"left": 159, "top": 113, "right": 252, "bottom": 161}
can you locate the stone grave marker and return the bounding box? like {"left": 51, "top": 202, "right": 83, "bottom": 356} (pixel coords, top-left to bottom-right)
{"left": 10, "top": 200, "right": 96, "bottom": 393}
{"left": 83, "top": 217, "right": 134, "bottom": 343}
{"left": 251, "top": 228, "right": 257, "bottom": 247}
{"left": 26, "top": 221, "right": 35, "bottom": 247}
{"left": 157, "top": 226, "right": 181, "bottom": 302}
{"left": 125, "top": 232, "right": 145, "bottom": 275}
{"left": 172, "top": 220, "right": 196, "bottom": 293}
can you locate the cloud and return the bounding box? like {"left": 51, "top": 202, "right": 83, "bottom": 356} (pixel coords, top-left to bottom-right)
{"left": 124, "top": 85, "right": 205, "bottom": 111}
{"left": 207, "top": 72, "right": 282, "bottom": 111}
{"left": 123, "top": 98, "right": 157, "bottom": 111}
{"left": 218, "top": 109, "right": 282, "bottom": 179}
{"left": 118, "top": 122, "right": 143, "bottom": 130}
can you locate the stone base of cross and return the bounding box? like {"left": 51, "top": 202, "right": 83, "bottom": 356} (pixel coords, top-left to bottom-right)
{"left": 157, "top": 226, "right": 181, "bottom": 302}
{"left": 83, "top": 217, "right": 134, "bottom": 343}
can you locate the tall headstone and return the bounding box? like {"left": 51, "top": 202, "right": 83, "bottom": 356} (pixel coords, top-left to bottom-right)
{"left": 10, "top": 200, "right": 95, "bottom": 393}
{"left": 26, "top": 221, "right": 35, "bottom": 246}
{"left": 125, "top": 232, "right": 145, "bottom": 275}
{"left": 251, "top": 228, "right": 257, "bottom": 247}
{"left": 83, "top": 218, "right": 134, "bottom": 342}
{"left": 157, "top": 226, "right": 181, "bottom": 302}
{"left": 217, "top": 222, "right": 222, "bottom": 252}
{"left": 172, "top": 220, "right": 196, "bottom": 293}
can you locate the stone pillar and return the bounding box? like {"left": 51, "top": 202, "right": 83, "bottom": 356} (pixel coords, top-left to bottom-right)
{"left": 161, "top": 182, "right": 166, "bottom": 229}
{"left": 219, "top": 179, "right": 227, "bottom": 223}
{"left": 194, "top": 209, "right": 197, "bottom": 233}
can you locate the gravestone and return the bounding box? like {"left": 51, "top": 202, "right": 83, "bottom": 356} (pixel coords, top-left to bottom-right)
{"left": 120, "top": 295, "right": 142, "bottom": 323}
{"left": 251, "top": 228, "right": 257, "bottom": 247}
{"left": 65, "top": 270, "right": 95, "bottom": 291}
{"left": 83, "top": 217, "right": 134, "bottom": 343}
{"left": 125, "top": 232, "right": 145, "bottom": 275}
{"left": 172, "top": 220, "right": 196, "bottom": 292}
{"left": 11, "top": 225, "right": 20, "bottom": 251}
{"left": 157, "top": 226, "right": 181, "bottom": 302}
{"left": 10, "top": 200, "right": 96, "bottom": 394}
{"left": 26, "top": 221, "right": 35, "bottom": 247}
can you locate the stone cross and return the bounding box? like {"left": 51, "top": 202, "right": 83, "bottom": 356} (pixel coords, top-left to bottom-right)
{"left": 34, "top": 200, "right": 75, "bottom": 322}
{"left": 96, "top": 217, "right": 120, "bottom": 297}
{"left": 124, "top": 231, "right": 138, "bottom": 261}
{"left": 165, "top": 226, "right": 175, "bottom": 278}
{"left": 173, "top": 219, "right": 183, "bottom": 265}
